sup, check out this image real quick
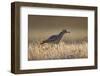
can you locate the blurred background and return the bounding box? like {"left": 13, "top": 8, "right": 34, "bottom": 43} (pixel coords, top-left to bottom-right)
{"left": 28, "top": 15, "right": 88, "bottom": 43}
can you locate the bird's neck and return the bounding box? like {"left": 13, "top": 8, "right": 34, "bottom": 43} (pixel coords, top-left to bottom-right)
{"left": 58, "top": 32, "right": 65, "bottom": 38}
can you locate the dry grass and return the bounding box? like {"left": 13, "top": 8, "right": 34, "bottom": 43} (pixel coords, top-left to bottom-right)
{"left": 28, "top": 40, "right": 88, "bottom": 60}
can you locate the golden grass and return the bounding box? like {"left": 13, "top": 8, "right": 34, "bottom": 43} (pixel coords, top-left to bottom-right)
{"left": 28, "top": 40, "right": 88, "bottom": 60}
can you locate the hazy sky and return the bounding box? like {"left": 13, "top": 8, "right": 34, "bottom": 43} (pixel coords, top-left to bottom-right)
{"left": 28, "top": 15, "right": 88, "bottom": 41}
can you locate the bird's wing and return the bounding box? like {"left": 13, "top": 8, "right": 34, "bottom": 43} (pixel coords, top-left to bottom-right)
{"left": 47, "top": 35, "right": 57, "bottom": 41}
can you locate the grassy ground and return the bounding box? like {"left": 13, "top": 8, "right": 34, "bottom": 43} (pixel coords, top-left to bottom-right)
{"left": 28, "top": 40, "right": 88, "bottom": 60}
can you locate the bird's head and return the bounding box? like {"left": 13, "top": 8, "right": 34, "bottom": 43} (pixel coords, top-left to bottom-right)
{"left": 62, "top": 29, "right": 70, "bottom": 33}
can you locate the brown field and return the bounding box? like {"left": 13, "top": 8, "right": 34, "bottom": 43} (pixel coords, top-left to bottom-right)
{"left": 28, "top": 15, "right": 88, "bottom": 60}
{"left": 28, "top": 40, "right": 88, "bottom": 60}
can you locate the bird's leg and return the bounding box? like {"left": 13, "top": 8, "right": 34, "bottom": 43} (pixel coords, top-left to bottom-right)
{"left": 50, "top": 43, "right": 53, "bottom": 47}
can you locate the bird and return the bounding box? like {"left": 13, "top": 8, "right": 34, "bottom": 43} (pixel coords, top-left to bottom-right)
{"left": 40, "top": 29, "right": 70, "bottom": 44}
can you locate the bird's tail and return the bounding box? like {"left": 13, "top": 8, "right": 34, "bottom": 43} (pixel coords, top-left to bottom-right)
{"left": 40, "top": 42, "right": 44, "bottom": 44}
{"left": 40, "top": 41, "right": 45, "bottom": 44}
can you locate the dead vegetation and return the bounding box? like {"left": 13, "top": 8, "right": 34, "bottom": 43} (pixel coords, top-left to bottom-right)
{"left": 28, "top": 40, "right": 88, "bottom": 60}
